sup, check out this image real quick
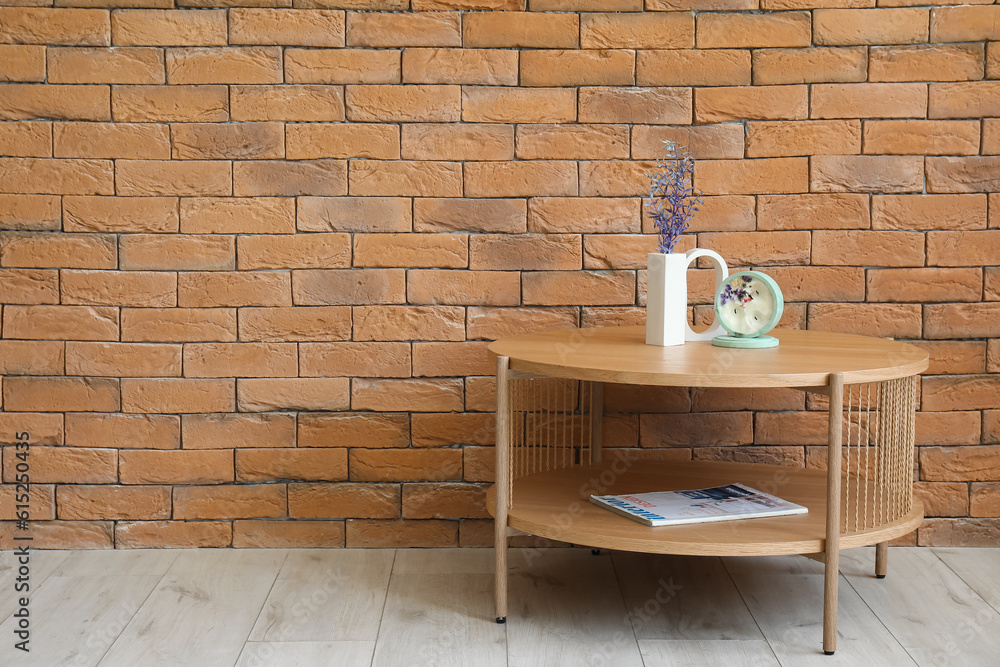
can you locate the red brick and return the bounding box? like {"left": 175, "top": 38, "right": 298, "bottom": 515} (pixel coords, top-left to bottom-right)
{"left": 753, "top": 47, "right": 866, "bottom": 85}
{"left": 238, "top": 306, "right": 351, "bottom": 342}
{"left": 115, "top": 521, "right": 231, "bottom": 549}
{"left": 466, "top": 306, "right": 577, "bottom": 340}
{"left": 402, "top": 124, "right": 512, "bottom": 161}
{"left": 299, "top": 341, "right": 410, "bottom": 378}
{"left": 462, "top": 86, "right": 576, "bottom": 124}
{"left": 352, "top": 377, "right": 463, "bottom": 412}
{"left": 237, "top": 233, "right": 349, "bottom": 270}
{"left": 692, "top": 387, "right": 804, "bottom": 413}
{"left": 463, "top": 11, "right": 578, "bottom": 48}
{"left": 66, "top": 413, "right": 179, "bottom": 450}
{"left": 970, "top": 483, "right": 1000, "bottom": 518}
{"left": 0, "top": 413, "right": 63, "bottom": 447}
{"left": 873, "top": 194, "right": 987, "bottom": 232}
{"left": 232, "top": 520, "right": 345, "bottom": 549}
{"left": 699, "top": 231, "right": 811, "bottom": 266}
{"left": 465, "top": 161, "right": 577, "bottom": 198}
{"left": 289, "top": 482, "right": 396, "bottom": 518}
{"left": 0, "top": 268, "right": 59, "bottom": 305}
{"left": 298, "top": 412, "right": 410, "bottom": 449}
{"left": 915, "top": 341, "right": 987, "bottom": 376}
{"left": 229, "top": 9, "right": 345, "bottom": 47}
{"left": 0, "top": 45, "right": 45, "bottom": 82}
{"left": 347, "top": 10, "right": 459, "bottom": 47}
{"left": 411, "top": 341, "right": 492, "bottom": 378}
{"left": 529, "top": 198, "right": 638, "bottom": 234}
{"left": 346, "top": 519, "right": 457, "bottom": 548}
{"left": 177, "top": 271, "right": 290, "bottom": 307}
{"left": 928, "top": 230, "right": 1000, "bottom": 267}
{"left": 166, "top": 47, "right": 282, "bottom": 85}
{"left": 286, "top": 123, "right": 398, "bottom": 160}
{"left": 637, "top": 49, "right": 749, "bottom": 87}
{"left": 116, "top": 160, "right": 231, "bottom": 197}
{"left": 868, "top": 268, "right": 982, "bottom": 303}
{"left": 986, "top": 119, "right": 1000, "bottom": 155}
{"left": 985, "top": 410, "right": 1000, "bottom": 443}
{"left": 807, "top": 303, "right": 922, "bottom": 338}
{"left": 633, "top": 125, "right": 744, "bottom": 161}
{"left": 0, "top": 341, "right": 64, "bottom": 375}
{"left": 411, "top": 412, "right": 494, "bottom": 448}
{"left": 0, "top": 195, "right": 60, "bottom": 231}
{"left": 914, "top": 482, "right": 970, "bottom": 517}
{"left": 120, "top": 234, "right": 234, "bottom": 271}
{"left": 579, "top": 86, "right": 690, "bottom": 124}
{"left": 285, "top": 48, "right": 400, "bottom": 85}
{"left": 174, "top": 485, "right": 286, "bottom": 520}
{"left": 293, "top": 268, "right": 405, "bottom": 305}
{"left": 814, "top": 8, "right": 929, "bottom": 45}
{"left": 642, "top": 412, "right": 753, "bottom": 447}
{"left": 811, "top": 155, "right": 923, "bottom": 193}
{"left": 237, "top": 378, "right": 350, "bottom": 412}
{"left": 758, "top": 194, "right": 869, "bottom": 230}
{"left": 121, "top": 307, "right": 236, "bottom": 343}
{"left": 746, "top": 120, "right": 860, "bottom": 158}
{"left": 988, "top": 269, "right": 1000, "bottom": 302}
{"left": 523, "top": 270, "right": 635, "bottom": 306}
{"left": 349, "top": 159, "right": 462, "bottom": 197}
{"left": 930, "top": 5, "right": 1000, "bottom": 43}
{"left": 0, "top": 485, "right": 54, "bottom": 521}
{"left": 813, "top": 230, "right": 923, "bottom": 266}
{"left": 927, "top": 157, "right": 1000, "bottom": 193}
{"left": 921, "top": 446, "right": 1000, "bottom": 481}
{"left": 1, "top": 446, "right": 116, "bottom": 484}
{"left": 58, "top": 485, "right": 170, "bottom": 520}
{"left": 698, "top": 12, "right": 811, "bottom": 48}
{"left": 0, "top": 157, "right": 113, "bottom": 195}
{"left": 3, "top": 376, "right": 118, "bottom": 412}
{"left": 353, "top": 305, "right": 465, "bottom": 342}
{"left": 521, "top": 49, "right": 635, "bottom": 87}
{"left": 695, "top": 158, "right": 808, "bottom": 195}
{"left": 346, "top": 84, "right": 459, "bottom": 122}
{"left": 112, "top": 9, "right": 226, "bottom": 46}
{"left": 407, "top": 269, "right": 520, "bottom": 307}
{"left": 1, "top": 231, "right": 115, "bottom": 268}
{"left": 66, "top": 342, "right": 181, "bottom": 377}
{"left": 469, "top": 233, "right": 580, "bottom": 271}
{"left": 916, "top": 411, "right": 981, "bottom": 448}
{"left": 350, "top": 448, "right": 462, "bottom": 482}
{"left": 0, "top": 121, "right": 50, "bottom": 157}
{"left": 354, "top": 233, "right": 467, "bottom": 269}
{"left": 48, "top": 46, "right": 163, "bottom": 84}
{"left": 298, "top": 196, "right": 410, "bottom": 233}
{"left": 763, "top": 266, "right": 865, "bottom": 302}
{"left": 121, "top": 378, "right": 235, "bottom": 413}
{"left": 516, "top": 124, "right": 628, "bottom": 161}
{"left": 0, "top": 521, "right": 113, "bottom": 550}
{"left": 414, "top": 198, "right": 526, "bottom": 234}
{"left": 231, "top": 85, "right": 345, "bottom": 122}
{"left": 582, "top": 12, "right": 692, "bottom": 49}
{"left": 930, "top": 82, "right": 1000, "bottom": 119}
{"left": 0, "top": 8, "right": 110, "bottom": 46}
{"left": 870, "top": 44, "right": 985, "bottom": 83}
{"left": 61, "top": 270, "right": 176, "bottom": 307}
{"left": 925, "top": 304, "right": 1000, "bottom": 340}
{"left": 3, "top": 305, "right": 119, "bottom": 341}
{"left": 180, "top": 197, "right": 294, "bottom": 234}
{"left": 112, "top": 85, "right": 228, "bottom": 123}
{"left": 238, "top": 449, "right": 348, "bottom": 483}
{"left": 171, "top": 122, "right": 284, "bottom": 160}
{"left": 403, "top": 482, "right": 488, "bottom": 519}
{"left": 54, "top": 122, "right": 169, "bottom": 160}
{"left": 235, "top": 160, "right": 347, "bottom": 197}
{"left": 812, "top": 83, "right": 927, "bottom": 119}
{"left": 182, "top": 413, "right": 294, "bottom": 450}
{"left": 864, "top": 120, "right": 979, "bottom": 156}
{"left": 583, "top": 234, "right": 657, "bottom": 269}
{"left": 402, "top": 48, "right": 517, "bottom": 86}
{"left": 183, "top": 343, "right": 296, "bottom": 378}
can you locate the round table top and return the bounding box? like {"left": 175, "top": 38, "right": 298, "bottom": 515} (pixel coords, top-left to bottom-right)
{"left": 488, "top": 326, "right": 928, "bottom": 387}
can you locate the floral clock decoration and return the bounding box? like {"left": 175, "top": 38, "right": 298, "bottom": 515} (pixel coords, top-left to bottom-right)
{"left": 711, "top": 271, "right": 785, "bottom": 348}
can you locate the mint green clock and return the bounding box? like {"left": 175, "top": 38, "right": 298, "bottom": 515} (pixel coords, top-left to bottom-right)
{"left": 711, "top": 271, "right": 784, "bottom": 349}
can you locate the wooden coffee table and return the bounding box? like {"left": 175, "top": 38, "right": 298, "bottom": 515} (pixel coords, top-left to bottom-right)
{"left": 487, "top": 326, "right": 928, "bottom": 655}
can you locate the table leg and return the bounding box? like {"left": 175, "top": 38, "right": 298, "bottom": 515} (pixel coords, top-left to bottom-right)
{"left": 590, "top": 381, "right": 603, "bottom": 464}
{"left": 875, "top": 541, "right": 888, "bottom": 579}
{"left": 494, "top": 355, "right": 510, "bottom": 624}
{"left": 824, "top": 373, "right": 844, "bottom": 655}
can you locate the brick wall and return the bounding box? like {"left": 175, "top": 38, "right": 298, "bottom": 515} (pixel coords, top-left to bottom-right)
{"left": 0, "top": 0, "right": 998, "bottom": 549}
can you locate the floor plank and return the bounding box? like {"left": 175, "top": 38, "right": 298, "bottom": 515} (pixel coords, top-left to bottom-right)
{"left": 392, "top": 547, "right": 493, "bottom": 575}
{"left": 236, "top": 641, "right": 374, "bottom": 667}
{"left": 639, "top": 639, "right": 780, "bottom": 666}
{"left": 0, "top": 574, "right": 161, "bottom": 667}
{"left": 507, "top": 549, "right": 644, "bottom": 667}
{"left": 248, "top": 549, "right": 394, "bottom": 642}
{"left": 0, "top": 550, "right": 71, "bottom": 623}
{"left": 97, "top": 550, "right": 287, "bottom": 667}
{"left": 613, "top": 552, "right": 762, "bottom": 640}
{"left": 725, "top": 555, "right": 916, "bottom": 666}
{"left": 933, "top": 548, "right": 1000, "bottom": 614}
{"left": 372, "top": 573, "right": 506, "bottom": 667}
{"left": 841, "top": 547, "right": 1000, "bottom": 666}
{"left": 52, "top": 549, "right": 178, "bottom": 578}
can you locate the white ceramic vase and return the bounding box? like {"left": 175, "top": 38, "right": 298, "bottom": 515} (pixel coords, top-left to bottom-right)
{"left": 645, "top": 249, "right": 729, "bottom": 346}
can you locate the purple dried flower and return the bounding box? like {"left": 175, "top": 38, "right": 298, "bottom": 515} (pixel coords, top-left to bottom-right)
{"left": 645, "top": 140, "right": 702, "bottom": 254}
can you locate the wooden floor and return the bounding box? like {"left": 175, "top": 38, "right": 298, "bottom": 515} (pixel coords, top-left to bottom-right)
{"left": 0, "top": 547, "right": 998, "bottom": 666}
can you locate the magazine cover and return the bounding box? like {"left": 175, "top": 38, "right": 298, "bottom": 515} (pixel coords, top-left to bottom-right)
{"left": 590, "top": 483, "right": 808, "bottom": 527}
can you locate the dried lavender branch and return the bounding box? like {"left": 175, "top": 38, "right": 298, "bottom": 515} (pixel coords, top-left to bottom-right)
{"left": 645, "top": 140, "right": 702, "bottom": 254}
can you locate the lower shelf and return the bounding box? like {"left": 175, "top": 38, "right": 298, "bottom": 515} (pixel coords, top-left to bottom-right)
{"left": 486, "top": 460, "right": 923, "bottom": 557}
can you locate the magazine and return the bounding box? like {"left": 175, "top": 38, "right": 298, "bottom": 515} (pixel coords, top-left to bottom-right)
{"left": 590, "top": 483, "right": 807, "bottom": 527}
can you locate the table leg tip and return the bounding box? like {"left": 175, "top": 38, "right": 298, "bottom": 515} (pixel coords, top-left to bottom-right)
{"left": 496, "top": 617, "right": 506, "bottom": 624}
{"left": 824, "top": 651, "right": 835, "bottom": 656}
{"left": 591, "top": 549, "right": 601, "bottom": 555}
{"left": 876, "top": 574, "right": 886, "bottom": 579}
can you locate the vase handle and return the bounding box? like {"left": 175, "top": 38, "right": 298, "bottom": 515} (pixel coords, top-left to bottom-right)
{"left": 684, "top": 248, "right": 729, "bottom": 341}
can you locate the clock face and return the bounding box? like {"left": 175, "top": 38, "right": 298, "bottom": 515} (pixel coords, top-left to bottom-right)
{"left": 714, "top": 271, "right": 784, "bottom": 338}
